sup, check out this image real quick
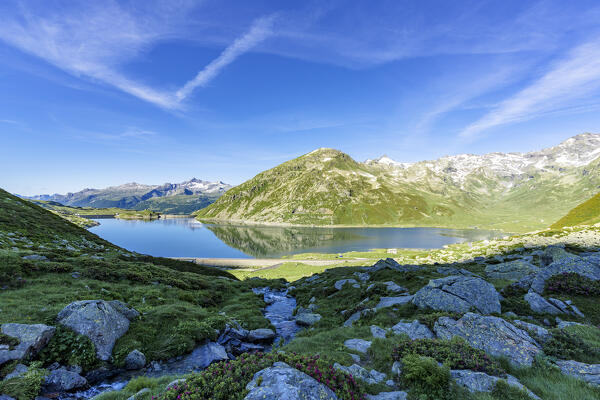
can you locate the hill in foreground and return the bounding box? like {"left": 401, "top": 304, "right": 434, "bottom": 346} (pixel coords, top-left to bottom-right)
{"left": 196, "top": 134, "right": 600, "bottom": 232}
{"left": 551, "top": 192, "right": 600, "bottom": 229}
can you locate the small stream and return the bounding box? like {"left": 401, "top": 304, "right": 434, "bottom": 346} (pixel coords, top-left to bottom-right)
{"left": 64, "top": 287, "right": 299, "bottom": 399}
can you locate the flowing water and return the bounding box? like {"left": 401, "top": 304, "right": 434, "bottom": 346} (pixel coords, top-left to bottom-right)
{"left": 65, "top": 287, "right": 299, "bottom": 399}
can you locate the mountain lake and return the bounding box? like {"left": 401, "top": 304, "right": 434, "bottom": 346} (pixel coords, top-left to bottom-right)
{"left": 88, "top": 218, "right": 506, "bottom": 258}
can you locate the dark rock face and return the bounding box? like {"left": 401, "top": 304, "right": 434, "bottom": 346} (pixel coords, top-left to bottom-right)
{"left": 57, "top": 300, "right": 137, "bottom": 361}
{"left": 0, "top": 323, "right": 55, "bottom": 366}
{"left": 412, "top": 276, "right": 501, "bottom": 314}
{"left": 244, "top": 362, "right": 338, "bottom": 400}
{"left": 434, "top": 313, "right": 541, "bottom": 367}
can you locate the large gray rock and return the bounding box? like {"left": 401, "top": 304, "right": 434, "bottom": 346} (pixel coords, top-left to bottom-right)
{"left": 295, "top": 313, "right": 321, "bottom": 327}
{"left": 333, "top": 363, "right": 386, "bottom": 385}
{"left": 530, "top": 256, "right": 600, "bottom": 294}
{"left": 375, "top": 296, "right": 413, "bottom": 310}
{"left": 485, "top": 261, "right": 540, "bottom": 281}
{"left": 524, "top": 292, "right": 564, "bottom": 315}
{"left": 108, "top": 300, "right": 140, "bottom": 321}
{"left": 0, "top": 395, "right": 15, "bottom": 400}
{"left": 183, "top": 342, "right": 227, "bottom": 370}
{"left": 450, "top": 370, "right": 540, "bottom": 399}
{"left": 412, "top": 276, "right": 501, "bottom": 314}
{"left": 344, "top": 339, "right": 372, "bottom": 354}
{"left": 248, "top": 328, "right": 276, "bottom": 342}
{"left": 57, "top": 300, "right": 135, "bottom": 361}
{"left": 434, "top": 313, "right": 541, "bottom": 367}
{"left": 391, "top": 320, "right": 434, "bottom": 340}
{"left": 244, "top": 362, "right": 338, "bottom": 400}
{"left": 44, "top": 368, "right": 88, "bottom": 392}
{"left": 555, "top": 360, "right": 600, "bottom": 386}
{"left": 540, "top": 246, "right": 577, "bottom": 267}
{"left": 124, "top": 349, "right": 146, "bottom": 370}
{"left": 366, "top": 392, "right": 407, "bottom": 400}
{"left": 0, "top": 323, "right": 55, "bottom": 365}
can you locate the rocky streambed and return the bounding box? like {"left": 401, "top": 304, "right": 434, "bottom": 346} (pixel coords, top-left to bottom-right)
{"left": 61, "top": 287, "right": 300, "bottom": 399}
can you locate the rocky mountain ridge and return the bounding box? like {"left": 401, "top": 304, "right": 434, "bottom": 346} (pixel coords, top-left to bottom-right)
{"left": 197, "top": 133, "right": 600, "bottom": 231}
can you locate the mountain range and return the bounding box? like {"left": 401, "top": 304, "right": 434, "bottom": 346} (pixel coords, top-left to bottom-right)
{"left": 27, "top": 178, "right": 231, "bottom": 214}
{"left": 196, "top": 133, "right": 600, "bottom": 232}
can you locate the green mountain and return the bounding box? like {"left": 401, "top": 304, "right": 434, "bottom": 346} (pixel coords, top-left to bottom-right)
{"left": 196, "top": 134, "right": 600, "bottom": 232}
{"left": 551, "top": 192, "right": 600, "bottom": 229}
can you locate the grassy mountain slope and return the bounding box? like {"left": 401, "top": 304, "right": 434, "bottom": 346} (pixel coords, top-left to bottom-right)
{"left": 551, "top": 192, "right": 600, "bottom": 228}
{"left": 132, "top": 193, "right": 220, "bottom": 214}
{"left": 196, "top": 148, "right": 600, "bottom": 232}
{"left": 0, "top": 188, "right": 269, "bottom": 369}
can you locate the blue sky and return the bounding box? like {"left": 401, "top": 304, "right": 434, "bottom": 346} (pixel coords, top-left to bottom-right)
{"left": 2, "top": 0, "right": 600, "bottom": 195}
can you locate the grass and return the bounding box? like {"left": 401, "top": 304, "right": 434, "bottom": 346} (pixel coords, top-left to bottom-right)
{"left": 92, "top": 375, "right": 180, "bottom": 400}
{"left": 0, "top": 188, "right": 271, "bottom": 370}
{"left": 551, "top": 191, "right": 600, "bottom": 228}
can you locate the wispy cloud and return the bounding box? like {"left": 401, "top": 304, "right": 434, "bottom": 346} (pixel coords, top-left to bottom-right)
{"left": 460, "top": 39, "right": 600, "bottom": 138}
{"left": 176, "top": 15, "right": 276, "bottom": 101}
{"left": 0, "top": 119, "right": 18, "bottom": 124}
{"left": 0, "top": 2, "right": 275, "bottom": 109}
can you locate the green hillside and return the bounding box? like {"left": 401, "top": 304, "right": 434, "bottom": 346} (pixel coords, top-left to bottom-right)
{"left": 551, "top": 192, "right": 600, "bottom": 228}
{"left": 0, "top": 188, "right": 269, "bottom": 382}
{"left": 195, "top": 148, "right": 600, "bottom": 232}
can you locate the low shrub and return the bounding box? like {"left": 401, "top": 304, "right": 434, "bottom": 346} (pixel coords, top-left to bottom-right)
{"left": 401, "top": 354, "right": 452, "bottom": 400}
{"left": 0, "top": 362, "right": 47, "bottom": 400}
{"left": 545, "top": 273, "right": 600, "bottom": 296}
{"left": 392, "top": 337, "right": 505, "bottom": 377}
{"left": 154, "top": 352, "right": 367, "bottom": 400}
{"left": 37, "top": 326, "right": 98, "bottom": 371}
{"left": 542, "top": 328, "right": 600, "bottom": 364}
{"left": 491, "top": 380, "right": 534, "bottom": 400}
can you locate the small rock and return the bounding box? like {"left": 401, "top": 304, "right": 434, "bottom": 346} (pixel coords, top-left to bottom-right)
{"left": 334, "top": 363, "right": 386, "bottom": 384}
{"left": 334, "top": 279, "right": 359, "bottom": 290}
{"left": 5, "top": 363, "right": 28, "bottom": 380}
{"left": 124, "top": 349, "right": 146, "bottom": 370}
{"left": 354, "top": 272, "right": 370, "bottom": 282}
{"left": 164, "top": 379, "right": 186, "bottom": 391}
{"left": 391, "top": 320, "right": 434, "bottom": 340}
{"left": 370, "top": 325, "right": 387, "bottom": 339}
{"left": 524, "top": 292, "right": 564, "bottom": 315}
{"left": 126, "top": 388, "right": 151, "bottom": 400}
{"left": 366, "top": 392, "right": 408, "bottom": 400}
{"left": 183, "top": 342, "right": 228, "bottom": 369}
{"left": 248, "top": 328, "right": 276, "bottom": 342}
{"left": 22, "top": 254, "right": 47, "bottom": 261}
{"left": 375, "top": 296, "right": 413, "bottom": 310}
{"left": 344, "top": 339, "right": 371, "bottom": 354}
{"left": 295, "top": 313, "right": 322, "bottom": 327}
{"left": 555, "top": 360, "right": 600, "bottom": 386}
{"left": 44, "top": 368, "right": 88, "bottom": 392}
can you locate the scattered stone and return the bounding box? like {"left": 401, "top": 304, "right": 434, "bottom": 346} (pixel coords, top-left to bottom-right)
{"left": 22, "top": 254, "right": 47, "bottom": 261}
{"left": 370, "top": 325, "right": 387, "bottom": 339}
{"left": 248, "top": 328, "right": 276, "bottom": 342}
{"left": 524, "top": 292, "right": 564, "bottom": 315}
{"left": 412, "top": 276, "right": 501, "bottom": 314}
{"left": 124, "top": 349, "right": 146, "bottom": 370}
{"left": 57, "top": 300, "right": 134, "bottom": 361}
{"left": 0, "top": 323, "right": 55, "bottom": 365}
{"left": 4, "top": 363, "right": 28, "bottom": 380}
{"left": 44, "top": 368, "right": 88, "bottom": 392}
{"left": 350, "top": 354, "right": 361, "bottom": 363}
{"left": 244, "top": 362, "right": 338, "bottom": 400}
{"left": 344, "top": 339, "right": 372, "bottom": 354}
{"left": 334, "top": 363, "right": 386, "bottom": 384}
{"left": 295, "top": 313, "right": 322, "bottom": 327}
{"left": 382, "top": 281, "right": 408, "bottom": 293}
{"left": 375, "top": 296, "right": 413, "bottom": 310}
{"left": 391, "top": 320, "right": 434, "bottom": 340}
{"left": 366, "top": 391, "right": 408, "bottom": 400}
{"left": 485, "top": 261, "right": 540, "bottom": 281}
{"left": 108, "top": 300, "right": 141, "bottom": 321}
{"left": 343, "top": 310, "right": 370, "bottom": 327}
{"left": 354, "top": 272, "right": 370, "bottom": 282}
{"left": 183, "top": 342, "right": 228, "bottom": 370}
{"left": 555, "top": 360, "right": 600, "bottom": 386}
{"left": 556, "top": 318, "right": 585, "bottom": 329}
{"left": 334, "top": 279, "right": 359, "bottom": 290}
{"left": 434, "top": 313, "right": 541, "bottom": 366}
{"left": 450, "top": 370, "right": 540, "bottom": 399}
{"left": 370, "top": 258, "right": 402, "bottom": 272}
{"left": 391, "top": 361, "right": 403, "bottom": 376}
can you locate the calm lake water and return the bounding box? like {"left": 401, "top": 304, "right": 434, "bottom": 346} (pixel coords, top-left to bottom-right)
{"left": 89, "top": 218, "right": 505, "bottom": 259}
